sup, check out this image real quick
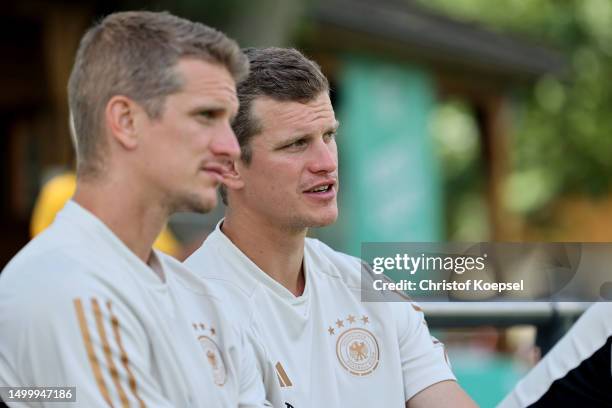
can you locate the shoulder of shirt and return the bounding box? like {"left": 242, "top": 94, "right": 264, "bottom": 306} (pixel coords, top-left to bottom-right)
{"left": 305, "top": 237, "right": 409, "bottom": 297}
{"left": 3, "top": 225, "right": 97, "bottom": 279}
{"left": 304, "top": 238, "right": 421, "bottom": 328}
{"left": 179, "top": 246, "right": 258, "bottom": 329}
{"left": 304, "top": 237, "right": 365, "bottom": 290}
{"left": 159, "top": 250, "right": 234, "bottom": 300}
{"left": 184, "top": 230, "right": 259, "bottom": 298}
{"left": 0, "top": 234, "right": 135, "bottom": 329}
{"left": 1, "top": 220, "right": 138, "bottom": 299}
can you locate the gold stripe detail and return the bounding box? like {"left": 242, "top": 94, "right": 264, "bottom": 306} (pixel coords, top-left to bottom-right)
{"left": 276, "top": 372, "right": 285, "bottom": 387}
{"left": 93, "top": 299, "right": 129, "bottom": 408}
{"left": 74, "top": 298, "right": 114, "bottom": 407}
{"left": 275, "top": 362, "right": 292, "bottom": 387}
{"left": 108, "top": 301, "right": 146, "bottom": 408}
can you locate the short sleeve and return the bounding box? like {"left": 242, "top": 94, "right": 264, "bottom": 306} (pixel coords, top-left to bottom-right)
{"left": 0, "top": 262, "right": 175, "bottom": 408}
{"left": 390, "top": 301, "right": 456, "bottom": 401}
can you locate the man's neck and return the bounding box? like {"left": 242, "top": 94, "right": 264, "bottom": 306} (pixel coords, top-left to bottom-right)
{"left": 222, "top": 208, "right": 307, "bottom": 296}
{"left": 73, "top": 176, "right": 167, "bottom": 264}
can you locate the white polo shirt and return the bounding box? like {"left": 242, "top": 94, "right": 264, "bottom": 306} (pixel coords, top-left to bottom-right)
{"left": 185, "top": 222, "right": 455, "bottom": 408}
{"left": 498, "top": 303, "right": 612, "bottom": 407}
{"left": 0, "top": 202, "right": 269, "bottom": 408}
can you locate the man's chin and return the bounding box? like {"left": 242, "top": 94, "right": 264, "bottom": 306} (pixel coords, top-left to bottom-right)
{"left": 174, "top": 193, "right": 217, "bottom": 214}
{"left": 308, "top": 211, "right": 338, "bottom": 228}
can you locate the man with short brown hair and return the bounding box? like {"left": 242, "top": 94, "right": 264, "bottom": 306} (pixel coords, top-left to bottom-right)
{"left": 0, "top": 11, "right": 269, "bottom": 407}
{"left": 186, "top": 47, "right": 476, "bottom": 408}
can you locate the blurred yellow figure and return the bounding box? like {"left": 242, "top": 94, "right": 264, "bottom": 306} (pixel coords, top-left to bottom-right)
{"left": 30, "top": 171, "right": 181, "bottom": 257}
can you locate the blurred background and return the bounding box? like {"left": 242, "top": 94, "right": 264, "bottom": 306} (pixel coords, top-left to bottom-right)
{"left": 2, "top": 0, "right": 611, "bottom": 405}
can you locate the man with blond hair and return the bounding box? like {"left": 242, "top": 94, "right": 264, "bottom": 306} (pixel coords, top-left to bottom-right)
{"left": 0, "top": 11, "right": 269, "bottom": 407}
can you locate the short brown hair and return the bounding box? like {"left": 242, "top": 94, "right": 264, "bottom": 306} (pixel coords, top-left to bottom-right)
{"left": 221, "top": 47, "right": 329, "bottom": 204}
{"left": 68, "top": 11, "right": 248, "bottom": 178}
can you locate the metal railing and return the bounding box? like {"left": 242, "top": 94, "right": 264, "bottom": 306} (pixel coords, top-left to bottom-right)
{"left": 422, "top": 302, "right": 590, "bottom": 354}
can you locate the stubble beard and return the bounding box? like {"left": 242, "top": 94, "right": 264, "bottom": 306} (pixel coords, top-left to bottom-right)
{"left": 168, "top": 191, "right": 216, "bottom": 215}
{"left": 285, "top": 204, "right": 338, "bottom": 231}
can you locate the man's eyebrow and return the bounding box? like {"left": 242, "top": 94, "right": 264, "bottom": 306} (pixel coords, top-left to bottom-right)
{"left": 276, "top": 120, "right": 340, "bottom": 146}
{"left": 190, "top": 104, "right": 222, "bottom": 112}
{"left": 296, "top": 120, "right": 340, "bottom": 138}
{"left": 275, "top": 134, "right": 306, "bottom": 148}
{"left": 326, "top": 120, "right": 340, "bottom": 133}
{"left": 189, "top": 104, "right": 232, "bottom": 116}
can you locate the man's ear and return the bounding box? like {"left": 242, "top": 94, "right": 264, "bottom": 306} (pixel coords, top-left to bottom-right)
{"left": 105, "top": 95, "right": 145, "bottom": 150}
{"left": 222, "top": 160, "right": 245, "bottom": 191}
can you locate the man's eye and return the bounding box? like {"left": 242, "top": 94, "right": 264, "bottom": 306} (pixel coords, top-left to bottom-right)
{"left": 286, "top": 139, "right": 307, "bottom": 149}
{"left": 199, "top": 110, "right": 220, "bottom": 120}
{"left": 323, "top": 132, "right": 337, "bottom": 142}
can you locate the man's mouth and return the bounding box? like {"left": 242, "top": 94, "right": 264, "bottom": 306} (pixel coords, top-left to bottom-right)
{"left": 200, "top": 163, "right": 228, "bottom": 183}
{"left": 303, "top": 180, "right": 337, "bottom": 199}
{"left": 306, "top": 184, "right": 333, "bottom": 193}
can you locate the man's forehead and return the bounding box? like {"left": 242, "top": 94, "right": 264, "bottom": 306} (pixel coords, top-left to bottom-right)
{"left": 175, "top": 59, "right": 237, "bottom": 95}
{"left": 253, "top": 93, "right": 336, "bottom": 132}
{"left": 165, "top": 59, "right": 238, "bottom": 115}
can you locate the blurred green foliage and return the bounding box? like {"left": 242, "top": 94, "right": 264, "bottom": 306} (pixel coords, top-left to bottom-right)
{"left": 419, "top": 0, "right": 612, "bottom": 211}
{"left": 430, "top": 101, "right": 490, "bottom": 240}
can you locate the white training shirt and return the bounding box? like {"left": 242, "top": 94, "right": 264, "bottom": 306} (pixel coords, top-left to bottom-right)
{"left": 185, "top": 222, "right": 455, "bottom": 408}
{"left": 498, "top": 302, "right": 612, "bottom": 407}
{"left": 0, "top": 201, "right": 269, "bottom": 408}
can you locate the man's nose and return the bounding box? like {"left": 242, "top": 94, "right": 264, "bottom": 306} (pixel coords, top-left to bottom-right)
{"left": 210, "top": 122, "right": 241, "bottom": 160}
{"left": 308, "top": 139, "right": 337, "bottom": 174}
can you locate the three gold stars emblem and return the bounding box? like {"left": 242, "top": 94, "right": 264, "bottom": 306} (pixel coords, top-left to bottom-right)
{"left": 327, "top": 314, "right": 370, "bottom": 335}
{"left": 192, "top": 322, "right": 216, "bottom": 336}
